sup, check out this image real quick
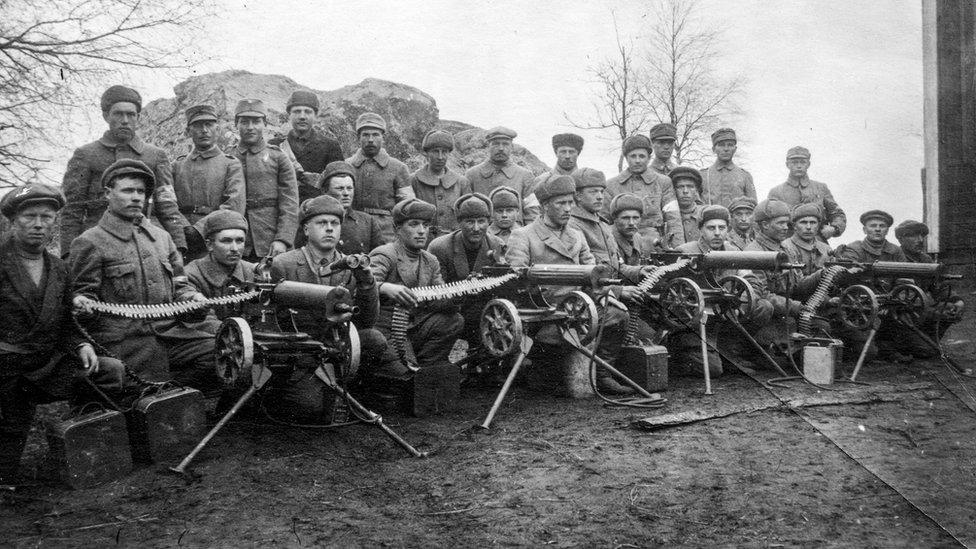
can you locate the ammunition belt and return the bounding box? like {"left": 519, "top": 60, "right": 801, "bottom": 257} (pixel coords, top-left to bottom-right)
{"left": 625, "top": 259, "right": 692, "bottom": 342}
{"left": 78, "top": 290, "right": 261, "bottom": 319}
{"left": 798, "top": 265, "right": 848, "bottom": 336}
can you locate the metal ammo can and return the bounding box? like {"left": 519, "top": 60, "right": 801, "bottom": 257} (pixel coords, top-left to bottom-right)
{"left": 127, "top": 385, "right": 207, "bottom": 463}
{"left": 616, "top": 344, "right": 669, "bottom": 393}
{"left": 46, "top": 405, "right": 132, "bottom": 489}
{"left": 802, "top": 339, "right": 844, "bottom": 385}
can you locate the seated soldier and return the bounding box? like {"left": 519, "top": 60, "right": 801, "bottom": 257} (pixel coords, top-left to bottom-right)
{"left": 781, "top": 203, "right": 832, "bottom": 275}
{"left": 726, "top": 196, "right": 757, "bottom": 251}
{"left": 663, "top": 166, "right": 706, "bottom": 249}
{"left": 895, "top": 219, "right": 964, "bottom": 346}
{"left": 185, "top": 210, "right": 255, "bottom": 320}
{"left": 610, "top": 193, "right": 661, "bottom": 264}
{"left": 487, "top": 186, "right": 523, "bottom": 245}
{"left": 70, "top": 159, "right": 219, "bottom": 392}
{"left": 369, "top": 199, "right": 464, "bottom": 370}
{"left": 307, "top": 161, "right": 384, "bottom": 253}
{"left": 507, "top": 175, "right": 634, "bottom": 395}
{"left": 1, "top": 184, "right": 124, "bottom": 483}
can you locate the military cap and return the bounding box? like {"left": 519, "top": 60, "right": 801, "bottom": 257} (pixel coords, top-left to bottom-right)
{"left": 752, "top": 199, "right": 791, "bottom": 224}
{"left": 534, "top": 174, "right": 577, "bottom": 203}
{"left": 100, "top": 85, "right": 142, "bottom": 113}
{"left": 552, "top": 133, "right": 584, "bottom": 151}
{"left": 321, "top": 161, "right": 357, "bottom": 185}
{"left": 489, "top": 186, "right": 520, "bottom": 209}
{"left": 485, "top": 126, "right": 517, "bottom": 142}
{"left": 859, "top": 210, "right": 893, "bottom": 227}
{"left": 185, "top": 104, "right": 218, "bottom": 125}
{"left": 622, "top": 134, "right": 652, "bottom": 156}
{"left": 649, "top": 123, "right": 677, "bottom": 141}
{"left": 711, "top": 127, "right": 736, "bottom": 146}
{"left": 392, "top": 198, "right": 436, "bottom": 224}
{"left": 201, "top": 210, "right": 248, "bottom": 237}
{"left": 895, "top": 220, "right": 929, "bottom": 239}
{"left": 286, "top": 90, "right": 319, "bottom": 113}
{"left": 787, "top": 146, "right": 811, "bottom": 159}
{"left": 422, "top": 129, "right": 454, "bottom": 151}
{"left": 454, "top": 193, "right": 492, "bottom": 220}
{"left": 1, "top": 182, "right": 65, "bottom": 219}
{"left": 572, "top": 168, "right": 607, "bottom": 190}
{"left": 699, "top": 205, "right": 731, "bottom": 228}
{"left": 791, "top": 203, "right": 823, "bottom": 223}
{"left": 355, "top": 112, "right": 387, "bottom": 133}
{"left": 235, "top": 99, "right": 266, "bottom": 119}
{"left": 728, "top": 196, "right": 757, "bottom": 213}
{"left": 100, "top": 159, "right": 156, "bottom": 195}
{"left": 300, "top": 194, "right": 345, "bottom": 225}
{"left": 610, "top": 193, "right": 644, "bottom": 218}
{"left": 668, "top": 166, "right": 703, "bottom": 193}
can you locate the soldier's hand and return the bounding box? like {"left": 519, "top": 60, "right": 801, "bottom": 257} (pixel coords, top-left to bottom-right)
{"left": 77, "top": 343, "right": 99, "bottom": 374}
{"left": 619, "top": 285, "right": 640, "bottom": 303}
{"left": 73, "top": 295, "right": 95, "bottom": 314}
{"left": 638, "top": 266, "right": 656, "bottom": 279}
{"left": 381, "top": 283, "right": 418, "bottom": 308}
{"left": 270, "top": 240, "right": 288, "bottom": 257}
{"left": 820, "top": 225, "right": 837, "bottom": 239}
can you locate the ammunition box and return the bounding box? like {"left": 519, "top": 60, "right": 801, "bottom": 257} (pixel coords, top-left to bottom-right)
{"left": 127, "top": 387, "right": 206, "bottom": 462}
{"left": 802, "top": 339, "right": 843, "bottom": 385}
{"left": 46, "top": 408, "right": 132, "bottom": 489}
{"left": 616, "top": 345, "right": 669, "bottom": 393}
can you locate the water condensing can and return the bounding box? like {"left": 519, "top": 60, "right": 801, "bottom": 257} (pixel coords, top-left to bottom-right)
{"left": 802, "top": 339, "right": 844, "bottom": 385}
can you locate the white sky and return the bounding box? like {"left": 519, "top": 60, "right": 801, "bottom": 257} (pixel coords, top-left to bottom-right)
{"left": 128, "top": 0, "right": 924, "bottom": 238}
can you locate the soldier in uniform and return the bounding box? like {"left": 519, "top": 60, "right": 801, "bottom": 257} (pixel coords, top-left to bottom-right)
{"left": 319, "top": 161, "right": 385, "bottom": 255}
{"left": 369, "top": 199, "right": 464, "bottom": 370}
{"left": 61, "top": 85, "right": 186, "bottom": 255}
{"left": 610, "top": 193, "right": 659, "bottom": 266}
{"left": 768, "top": 146, "right": 846, "bottom": 242}
{"left": 270, "top": 90, "right": 345, "bottom": 204}
{"left": 834, "top": 210, "right": 906, "bottom": 264}
{"left": 648, "top": 123, "right": 678, "bottom": 176}
{"left": 487, "top": 186, "right": 522, "bottom": 245}
{"left": 726, "top": 196, "right": 757, "bottom": 251}
{"left": 230, "top": 99, "right": 300, "bottom": 261}
{"left": 69, "top": 160, "right": 219, "bottom": 391}
{"left": 663, "top": 166, "right": 705, "bottom": 248}
{"left": 347, "top": 112, "right": 414, "bottom": 244}
{"left": 185, "top": 210, "right": 254, "bottom": 320}
{"left": 173, "top": 104, "right": 246, "bottom": 261}
{"left": 409, "top": 129, "right": 471, "bottom": 241}
{"left": 699, "top": 128, "right": 756, "bottom": 208}
{"left": 464, "top": 126, "right": 539, "bottom": 223}
{"left": 532, "top": 133, "right": 585, "bottom": 193}
{"left": 0, "top": 184, "right": 124, "bottom": 483}
{"left": 604, "top": 135, "right": 677, "bottom": 248}
{"left": 781, "top": 203, "right": 833, "bottom": 275}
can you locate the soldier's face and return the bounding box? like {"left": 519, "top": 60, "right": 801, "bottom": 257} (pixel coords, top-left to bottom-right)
{"left": 714, "top": 140, "right": 736, "bottom": 162}
{"left": 863, "top": 219, "right": 889, "bottom": 244}
{"left": 289, "top": 106, "right": 316, "bottom": 133}
{"left": 397, "top": 219, "right": 430, "bottom": 251}
{"left": 731, "top": 208, "right": 753, "bottom": 234}
{"left": 10, "top": 204, "right": 57, "bottom": 250}
{"left": 555, "top": 146, "right": 579, "bottom": 171}
{"left": 304, "top": 214, "right": 342, "bottom": 253}
{"left": 425, "top": 146, "right": 450, "bottom": 173}
{"left": 674, "top": 180, "right": 698, "bottom": 208}
{"left": 575, "top": 187, "right": 604, "bottom": 214}
{"left": 899, "top": 234, "right": 926, "bottom": 254}
{"left": 700, "top": 219, "right": 728, "bottom": 251}
{"left": 208, "top": 229, "right": 246, "bottom": 268}
{"left": 614, "top": 210, "right": 641, "bottom": 239}
{"left": 187, "top": 120, "right": 218, "bottom": 149}
{"left": 105, "top": 176, "right": 147, "bottom": 220}
{"left": 794, "top": 217, "right": 820, "bottom": 243}
{"left": 625, "top": 149, "right": 650, "bottom": 173}
{"left": 103, "top": 102, "right": 139, "bottom": 142}
{"left": 543, "top": 194, "right": 575, "bottom": 228}
{"left": 325, "top": 176, "right": 355, "bottom": 209}
{"left": 760, "top": 216, "right": 791, "bottom": 243}
{"left": 359, "top": 129, "right": 384, "bottom": 156}
{"left": 460, "top": 217, "right": 490, "bottom": 245}
{"left": 488, "top": 138, "right": 512, "bottom": 163}
{"left": 236, "top": 116, "right": 266, "bottom": 146}
{"left": 651, "top": 139, "right": 675, "bottom": 161}
{"left": 493, "top": 207, "right": 518, "bottom": 229}
{"left": 787, "top": 157, "right": 809, "bottom": 178}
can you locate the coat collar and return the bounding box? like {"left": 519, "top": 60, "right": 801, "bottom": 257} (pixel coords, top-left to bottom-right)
{"left": 530, "top": 218, "right": 577, "bottom": 260}
{"left": 613, "top": 227, "right": 636, "bottom": 257}
{"left": 349, "top": 148, "right": 390, "bottom": 168}
{"left": 570, "top": 205, "right": 609, "bottom": 225}
{"left": 618, "top": 169, "right": 663, "bottom": 186}
{"left": 786, "top": 176, "right": 810, "bottom": 188}
{"left": 236, "top": 139, "right": 268, "bottom": 155}
{"left": 478, "top": 160, "right": 516, "bottom": 179}
{"left": 196, "top": 255, "right": 252, "bottom": 289}
{"left": 552, "top": 164, "right": 577, "bottom": 176}
{"left": 788, "top": 234, "right": 827, "bottom": 253}
{"left": 651, "top": 158, "right": 675, "bottom": 173}
{"left": 190, "top": 146, "right": 221, "bottom": 160}
{"left": 0, "top": 233, "right": 61, "bottom": 319}
{"left": 859, "top": 238, "right": 898, "bottom": 258}
{"left": 288, "top": 128, "right": 318, "bottom": 142}
{"left": 99, "top": 131, "right": 145, "bottom": 155}
{"left": 753, "top": 231, "right": 783, "bottom": 252}
{"left": 414, "top": 166, "right": 460, "bottom": 188}
{"left": 97, "top": 211, "right": 156, "bottom": 242}
{"left": 711, "top": 160, "right": 737, "bottom": 172}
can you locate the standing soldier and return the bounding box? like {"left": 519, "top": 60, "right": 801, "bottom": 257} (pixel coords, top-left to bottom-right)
{"left": 230, "top": 99, "right": 300, "bottom": 261}
{"left": 347, "top": 112, "right": 414, "bottom": 244}
{"left": 726, "top": 196, "right": 757, "bottom": 251}
{"left": 271, "top": 90, "right": 345, "bottom": 204}
{"left": 409, "top": 129, "right": 471, "bottom": 241}
{"left": 184, "top": 210, "right": 254, "bottom": 320}
{"left": 61, "top": 85, "right": 185, "bottom": 255}
{"left": 604, "top": 135, "right": 677, "bottom": 248}
{"left": 320, "top": 161, "right": 384, "bottom": 255}
{"left": 487, "top": 186, "right": 522, "bottom": 245}
{"left": 663, "top": 166, "right": 705, "bottom": 248}
{"left": 781, "top": 203, "right": 832, "bottom": 275}
{"left": 768, "top": 146, "right": 846, "bottom": 242}
{"left": 533, "top": 133, "right": 585, "bottom": 193}
{"left": 464, "top": 126, "right": 539, "bottom": 223}
{"left": 648, "top": 123, "right": 678, "bottom": 176}
{"left": 699, "top": 128, "right": 756, "bottom": 208}
{"left": 173, "top": 104, "right": 246, "bottom": 261}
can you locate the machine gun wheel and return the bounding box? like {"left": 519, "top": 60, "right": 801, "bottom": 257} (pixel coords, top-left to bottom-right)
{"left": 214, "top": 317, "right": 254, "bottom": 386}
{"left": 839, "top": 284, "right": 879, "bottom": 330}
{"left": 556, "top": 291, "right": 599, "bottom": 345}
{"left": 718, "top": 275, "right": 758, "bottom": 318}
{"left": 889, "top": 284, "right": 933, "bottom": 327}
{"left": 328, "top": 322, "right": 361, "bottom": 381}
{"left": 660, "top": 277, "right": 705, "bottom": 329}
{"left": 480, "top": 299, "right": 524, "bottom": 358}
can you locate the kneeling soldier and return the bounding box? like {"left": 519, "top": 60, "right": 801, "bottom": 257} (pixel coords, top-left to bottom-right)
{"left": 781, "top": 203, "right": 832, "bottom": 275}
{"left": 185, "top": 210, "right": 254, "bottom": 320}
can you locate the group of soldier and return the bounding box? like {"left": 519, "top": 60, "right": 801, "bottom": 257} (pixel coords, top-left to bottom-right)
{"left": 0, "top": 84, "right": 965, "bottom": 482}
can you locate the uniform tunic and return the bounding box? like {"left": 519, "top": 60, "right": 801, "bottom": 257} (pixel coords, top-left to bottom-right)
{"left": 700, "top": 160, "right": 756, "bottom": 208}
{"left": 767, "top": 177, "right": 847, "bottom": 238}
{"left": 172, "top": 146, "right": 246, "bottom": 235}
{"left": 726, "top": 229, "right": 755, "bottom": 251}
{"left": 347, "top": 148, "right": 414, "bottom": 243}
{"left": 464, "top": 160, "right": 539, "bottom": 223}
{"left": 488, "top": 221, "right": 522, "bottom": 245}
{"left": 185, "top": 255, "right": 255, "bottom": 320}
{"left": 61, "top": 132, "right": 186, "bottom": 253}
{"left": 409, "top": 166, "right": 472, "bottom": 240}
{"left": 781, "top": 234, "right": 832, "bottom": 276}
{"left": 337, "top": 208, "right": 385, "bottom": 255}
{"left": 271, "top": 128, "right": 345, "bottom": 200}
{"left": 650, "top": 157, "right": 676, "bottom": 177}
{"left": 231, "top": 140, "right": 300, "bottom": 257}
{"left": 603, "top": 169, "right": 677, "bottom": 241}
{"left": 427, "top": 230, "right": 505, "bottom": 341}
{"left": 663, "top": 204, "right": 705, "bottom": 249}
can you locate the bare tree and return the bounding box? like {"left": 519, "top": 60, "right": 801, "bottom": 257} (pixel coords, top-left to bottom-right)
{"left": 0, "top": 0, "right": 212, "bottom": 186}
{"left": 638, "top": 0, "right": 743, "bottom": 165}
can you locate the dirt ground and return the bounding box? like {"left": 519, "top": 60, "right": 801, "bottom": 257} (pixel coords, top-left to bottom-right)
{"left": 3, "top": 307, "right": 976, "bottom": 547}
